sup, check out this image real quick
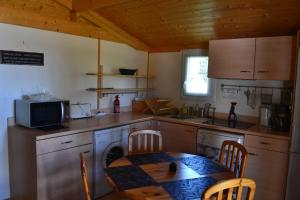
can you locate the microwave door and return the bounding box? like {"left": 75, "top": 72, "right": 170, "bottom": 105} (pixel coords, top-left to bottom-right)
{"left": 30, "top": 102, "right": 63, "bottom": 127}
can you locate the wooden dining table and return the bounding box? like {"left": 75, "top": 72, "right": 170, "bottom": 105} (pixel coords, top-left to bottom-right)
{"left": 105, "top": 152, "right": 235, "bottom": 200}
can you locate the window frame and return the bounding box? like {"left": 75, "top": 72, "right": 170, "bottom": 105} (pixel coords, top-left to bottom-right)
{"left": 181, "top": 49, "right": 216, "bottom": 102}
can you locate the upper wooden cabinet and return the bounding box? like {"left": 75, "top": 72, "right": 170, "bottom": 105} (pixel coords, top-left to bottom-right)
{"left": 254, "top": 36, "right": 295, "bottom": 80}
{"left": 208, "top": 36, "right": 295, "bottom": 80}
{"left": 208, "top": 38, "right": 255, "bottom": 79}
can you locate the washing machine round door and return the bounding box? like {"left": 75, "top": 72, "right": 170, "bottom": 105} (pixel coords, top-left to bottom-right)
{"left": 102, "top": 142, "right": 125, "bottom": 167}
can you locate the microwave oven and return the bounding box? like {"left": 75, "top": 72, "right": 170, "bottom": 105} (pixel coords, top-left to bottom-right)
{"left": 16, "top": 99, "right": 67, "bottom": 128}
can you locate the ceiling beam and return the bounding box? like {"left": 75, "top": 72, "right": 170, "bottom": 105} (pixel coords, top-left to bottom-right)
{"left": 149, "top": 43, "right": 209, "bottom": 53}
{"left": 72, "top": 0, "right": 130, "bottom": 12}
{"left": 54, "top": 0, "right": 149, "bottom": 50}
{"left": 80, "top": 11, "right": 149, "bottom": 50}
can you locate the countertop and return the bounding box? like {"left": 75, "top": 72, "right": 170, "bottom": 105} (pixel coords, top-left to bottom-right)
{"left": 155, "top": 116, "right": 290, "bottom": 140}
{"left": 8, "top": 113, "right": 153, "bottom": 140}
{"left": 8, "top": 112, "right": 290, "bottom": 141}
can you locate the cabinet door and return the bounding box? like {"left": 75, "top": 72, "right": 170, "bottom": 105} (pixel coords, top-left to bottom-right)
{"left": 208, "top": 38, "right": 255, "bottom": 79}
{"left": 37, "top": 144, "right": 93, "bottom": 200}
{"left": 158, "top": 121, "right": 197, "bottom": 154}
{"left": 255, "top": 36, "right": 295, "bottom": 80}
{"left": 245, "top": 147, "right": 288, "bottom": 200}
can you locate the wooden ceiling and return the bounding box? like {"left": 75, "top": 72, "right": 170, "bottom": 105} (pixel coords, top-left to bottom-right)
{"left": 95, "top": 0, "right": 300, "bottom": 51}
{"left": 1, "top": 0, "right": 300, "bottom": 52}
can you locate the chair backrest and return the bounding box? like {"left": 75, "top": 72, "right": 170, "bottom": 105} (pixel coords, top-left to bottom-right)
{"left": 202, "top": 178, "right": 256, "bottom": 200}
{"left": 80, "top": 153, "right": 91, "bottom": 200}
{"left": 219, "top": 140, "right": 248, "bottom": 178}
{"left": 128, "top": 130, "right": 162, "bottom": 154}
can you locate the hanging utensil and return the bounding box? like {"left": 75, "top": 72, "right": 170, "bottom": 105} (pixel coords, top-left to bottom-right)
{"left": 244, "top": 87, "right": 251, "bottom": 105}
{"left": 248, "top": 88, "right": 257, "bottom": 109}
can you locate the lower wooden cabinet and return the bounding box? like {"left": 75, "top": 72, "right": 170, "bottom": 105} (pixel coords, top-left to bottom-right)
{"left": 129, "top": 120, "right": 157, "bottom": 132}
{"left": 245, "top": 146, "right": 288, "bottom": 200}
{"left": 9, "top": 131, "right": 93, "bottom": 200}
{"left": 37, "top": 144, "right": 93, "bottom": 200}
{"left": 157, "top": 121, "right": 197, "bottom": 154}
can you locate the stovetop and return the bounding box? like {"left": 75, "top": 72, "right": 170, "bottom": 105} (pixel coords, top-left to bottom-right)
{"left": 204, "top": 119, "right": 255, "bottom": 130}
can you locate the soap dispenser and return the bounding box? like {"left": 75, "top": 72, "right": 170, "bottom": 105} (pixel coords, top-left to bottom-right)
{"left": 228, "top": 102, "right": 237, "bottom": 128}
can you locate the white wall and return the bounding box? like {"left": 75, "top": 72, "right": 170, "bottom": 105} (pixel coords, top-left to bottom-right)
{"left": 149, "top": 52, "right": 287, "bottom": 117}
{"left": 0, "top": 23, "right": 147, "bottom": 199}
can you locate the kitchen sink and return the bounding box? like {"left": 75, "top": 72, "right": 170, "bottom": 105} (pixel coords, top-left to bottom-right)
{"left": 168, "top": 115, "right": 196, "bottom": 120}
{"left": 204, "top": 118, "right": 255, "bottom": 129}
{"left": 167, "top": 115, "right": 210, "bottom": 123}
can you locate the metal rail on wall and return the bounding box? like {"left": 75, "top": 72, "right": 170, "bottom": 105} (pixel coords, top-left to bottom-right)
{"left": 220, "top": 84, "right": 293, "bottom": 91}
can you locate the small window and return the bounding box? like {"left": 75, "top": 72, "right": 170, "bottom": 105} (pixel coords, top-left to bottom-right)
{"left": 183, "top": 55, "right": 211, "bottom": 96}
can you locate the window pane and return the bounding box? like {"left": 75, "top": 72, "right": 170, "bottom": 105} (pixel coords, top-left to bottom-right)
{"left": 185, "top": 56, "right": 209, "bottom": 95}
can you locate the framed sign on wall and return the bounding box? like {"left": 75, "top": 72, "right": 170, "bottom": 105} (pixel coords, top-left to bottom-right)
{"left": 0, "top": 50, "right": 44, "bottom": 66}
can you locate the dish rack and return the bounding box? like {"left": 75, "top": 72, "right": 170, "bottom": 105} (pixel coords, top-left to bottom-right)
{"left": 133, "top": 98, "right": 176, "bottom": 115}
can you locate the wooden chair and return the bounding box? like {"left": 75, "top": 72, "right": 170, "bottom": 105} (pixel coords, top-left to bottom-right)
{"left": 80, "top": 153, "right": 91, "bottom": 200}
{"left": 219, "top": 140, "right": 248, "bottom": 178}
{"left": 128, "top": 130, "right": 162, "bottom": 154}
{"left": 202, "top": 178, "right": 256, "bottom": 200}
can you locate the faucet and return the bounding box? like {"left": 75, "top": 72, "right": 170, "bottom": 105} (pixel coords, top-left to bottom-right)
{"left": 202, "top": 103, "right": 216, "bottom": 120}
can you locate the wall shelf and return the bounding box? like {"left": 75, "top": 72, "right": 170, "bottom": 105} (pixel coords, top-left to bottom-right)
{"left": 86, "top": 88, "right": 153, "bottom": 94}
{"left": 85, "top": 73, "right": 153, "bottom": 79}
{"left": 86, "top": 42, "right": 152, "bottom": 109}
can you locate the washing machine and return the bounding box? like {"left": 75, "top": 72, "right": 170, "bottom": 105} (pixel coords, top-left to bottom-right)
{"left": 93, "top": 125, "right": 129, "bottom": 198}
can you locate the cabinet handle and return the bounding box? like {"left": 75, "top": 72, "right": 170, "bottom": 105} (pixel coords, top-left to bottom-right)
{"left": 83, "top": 150, "right": 91, "bottom": 154}
{"left": 240, "top": 70, "right": 251, "bottom": 73}
{"left": 257, "top": 70, "right": 269, "bottom": 73}
{"left": 61, "top": 140, "right": 72, "bottom": 144}
{"left": 260, "top": 141, "right": 270, "bottom": 145}
{"left": 248, "top": 152, "right": 258, "bottom": 156}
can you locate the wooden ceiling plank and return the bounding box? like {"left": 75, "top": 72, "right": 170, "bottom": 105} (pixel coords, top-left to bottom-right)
{"left": 73, "top": 0, "right": 130, "bottom": 12}
{"left": 0, "top": 2, "right": 137, "bottom": 46}
{"left": 80, "top": 11, "right": 149, "bottom": 50}
{"left": 0, "top": 0, "right": 72, "bottom": 20}
{"left": 95, "top": 0, "right": 300, "bottom": 50}
{"left": 53, "top": 0, "right": 149, "bottom": 50}
{"left": 99, "top": 2, "right": 300, "bottom": 26}
{"left": 0, "top": 3, "right": 104, "bottom": 38}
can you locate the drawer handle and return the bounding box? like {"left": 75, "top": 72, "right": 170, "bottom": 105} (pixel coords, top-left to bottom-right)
{"left": 249, "top": 152, "right": 258, "bottom": 156}
{"left": 240, "top": 70, "right": 251, "bottom": 73}
{"left": 260, "top": 141, "right": 270, "bottom": 145}
{"left": 61, "top": 140, "right": 73, "bottom": 144}
{"left": 257, "top": 70, "right": 269, "bottom": 73}
{"left": 83, "top": 150, "right": 91, "bottom": 154}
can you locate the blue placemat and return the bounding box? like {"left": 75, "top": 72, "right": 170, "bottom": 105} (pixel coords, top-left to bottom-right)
{"left": 161, "top": 177, "right": 217, "bottom": 200}
{"left": 181, "top": 156, "right": 229, "bottom": 175}
{"left": 105, "top": 165, "right": 158, "bottom": 190}
{"left": 127, "top": 152, "right": 176, "bottom": 165}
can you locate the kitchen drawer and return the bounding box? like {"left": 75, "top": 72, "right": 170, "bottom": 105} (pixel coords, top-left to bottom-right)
{"left": 36, "top": 131, "right": 93, "bottom": 155}
{"left": 244, "top": 134, "right": 289, "bottom": 153}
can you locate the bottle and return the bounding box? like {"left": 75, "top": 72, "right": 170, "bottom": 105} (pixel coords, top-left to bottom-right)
{"left": 113, "top": 95, "right": 120, "bottom": 113}
{"left": 228, "top": 102, "right": 237, "bottom": 128}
